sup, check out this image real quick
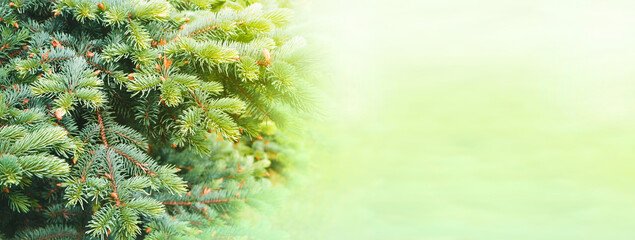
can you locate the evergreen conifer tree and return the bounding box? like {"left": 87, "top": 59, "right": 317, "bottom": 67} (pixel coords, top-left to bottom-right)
{"left": 0, "top": 0, "right": 318, "bottom": 239}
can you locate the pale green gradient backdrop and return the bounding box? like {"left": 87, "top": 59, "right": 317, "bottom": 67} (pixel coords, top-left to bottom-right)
{"left": 273, "top": 1, "right": 635, "bottom": 239}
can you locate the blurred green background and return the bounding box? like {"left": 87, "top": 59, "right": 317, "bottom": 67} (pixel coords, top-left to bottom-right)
{"left": 272, "top": 0, "right": 635, "bottom": 239}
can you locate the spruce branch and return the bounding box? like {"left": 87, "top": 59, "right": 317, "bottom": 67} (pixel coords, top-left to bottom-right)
{"left": 0, "top": 0, "right": 319, "bottom": 238}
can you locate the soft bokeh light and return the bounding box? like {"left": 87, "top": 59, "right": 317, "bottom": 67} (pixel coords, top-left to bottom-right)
{"left": 274, "top": 1, "right": 635, "bottom": 239}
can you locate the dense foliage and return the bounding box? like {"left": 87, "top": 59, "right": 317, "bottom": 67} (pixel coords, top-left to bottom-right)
{"left": 0, "top": 0, "right": 317, "bottom": 239}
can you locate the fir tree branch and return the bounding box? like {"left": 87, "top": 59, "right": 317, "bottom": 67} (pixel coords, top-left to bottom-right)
{"left": 109, "top": 146, "right": 153, "bottom": 175}
{"left": 225, "top": 74, "right": 271, "bottom": 119}
{"left": 34, "top": 232, "right": 81, "bottom": 240}
{"left": 97, "top": 110, "right": 108, "bottom": 147}
{"left": 161, "top": 198, "right": 246, "bottom": 206}
{"left": 103, "top": 150, "right": 120, "bottom": 206}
